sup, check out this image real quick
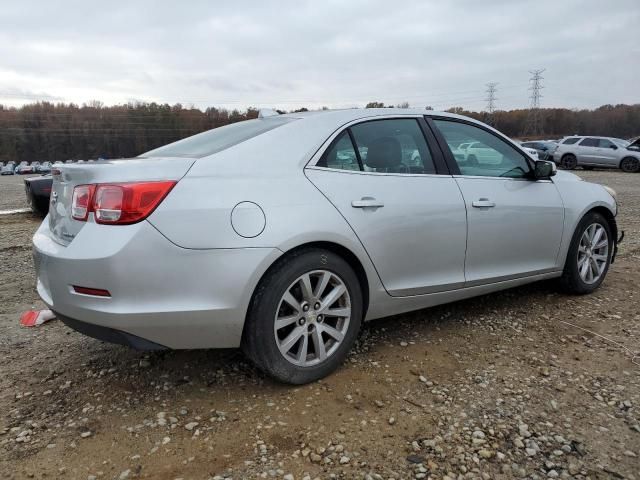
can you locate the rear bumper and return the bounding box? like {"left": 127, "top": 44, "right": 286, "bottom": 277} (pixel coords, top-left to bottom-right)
{"left": 57, "top": 313, "right": 168, "bottom": 350}
{"left": 33, "top": 218, "right": 281, "bottom": 349}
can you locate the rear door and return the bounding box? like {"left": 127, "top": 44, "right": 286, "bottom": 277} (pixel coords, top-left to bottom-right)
{"left": 305, "top": 117, "right": 467, "bottom": 296}
{"left": 429, "top": 117, "right": 564, "bottom": 285}
{"left": 577, "top": 137, "right": 600, "bottom": 164}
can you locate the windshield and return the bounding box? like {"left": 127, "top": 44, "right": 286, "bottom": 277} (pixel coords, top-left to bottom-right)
{"left": 612, "top": 138, "right": 630, "bottom": 147}
{"left": 141, "top": 117, "right": 296, "bottom": 158}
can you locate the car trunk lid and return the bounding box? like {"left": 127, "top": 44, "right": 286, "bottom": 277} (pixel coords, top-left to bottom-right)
{"left": 49, "top": 157, "right": 196, "bottom": 246}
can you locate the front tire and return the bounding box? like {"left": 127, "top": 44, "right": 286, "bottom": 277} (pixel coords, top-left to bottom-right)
{"left": 559, "top": 212, "right": 612, "bottom": 294}
{"left": 242, "top": 248, "right": 363, "bottom": 384}
{"left": 620, "top": 156, "right": 640, "bottom": 173}
{"left": 560, "top": 154, "right": 577, "bottom": 170}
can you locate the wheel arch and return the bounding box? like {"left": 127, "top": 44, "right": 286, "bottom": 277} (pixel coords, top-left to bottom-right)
{"left": 241, "top": 240, "right": 371, "bottom": 340}
{"left": 586, "top": 205, "right": 618, "bottom": 247}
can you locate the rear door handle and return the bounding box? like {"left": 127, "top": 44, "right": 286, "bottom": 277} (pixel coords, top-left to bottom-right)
{"left": 472, "top": 198, "right": 496, "bottom": 208}
{"left": 352, "top": 197, "right": 384, "bottom": 208}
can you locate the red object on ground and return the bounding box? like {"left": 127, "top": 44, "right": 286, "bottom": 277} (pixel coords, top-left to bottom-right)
{"left": 20, "top": 309, "right": 56, "bottom": 327}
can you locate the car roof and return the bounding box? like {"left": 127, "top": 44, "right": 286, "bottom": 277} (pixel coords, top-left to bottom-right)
{"left": 279, "top": 107, "right": 469, "bottom": 124}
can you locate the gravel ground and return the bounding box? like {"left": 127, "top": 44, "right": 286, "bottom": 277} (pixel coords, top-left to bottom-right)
{"left": 0, "top": 174, "right": 37, "bottom": 211}
{"left": 0, "top": 171, "right": 638, "bottom": 480}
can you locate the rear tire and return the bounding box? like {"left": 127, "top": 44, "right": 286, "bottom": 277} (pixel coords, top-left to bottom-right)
{"left": 560, "top": 154, "right": 577, "bottom": 170}
{"left": 559, "top": 212, "right": 612, "bottom": 294}
{"left": 242, "top": 248, "right": 363, "bottom": 384}
{"left": 620, "top": 156, "right": 640, "bottom": 173}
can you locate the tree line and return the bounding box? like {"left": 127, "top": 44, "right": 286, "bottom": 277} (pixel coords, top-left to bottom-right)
{"left": 0, "top": 101, "right": 638, "bottom": 163}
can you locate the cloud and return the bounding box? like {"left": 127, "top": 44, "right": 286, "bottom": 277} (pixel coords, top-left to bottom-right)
{"left": 0, "top": 0, "right": 638, "bottom": 110}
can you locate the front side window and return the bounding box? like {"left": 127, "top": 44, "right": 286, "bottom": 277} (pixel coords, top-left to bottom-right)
{"left": 563, "top": 137, "right": 580, "bottom": 145}
{"left": 579, "top": 138, "right": 599, "bottom": 147}
{"left": 350, "top": 119, "right": 436, "bottom": 174}
{"left": 433, "top": 119, "right": 531, "bottom": 178}
{"left": 597, "top": 139, "right": 615, "bottom": 148}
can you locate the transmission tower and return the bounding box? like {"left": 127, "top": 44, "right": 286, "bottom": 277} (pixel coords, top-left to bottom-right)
{"left": 524, "top": 69, "right": 545, "bottom": 136}
{"left": 485, "top": 82, "right": 498, "bottom": 114}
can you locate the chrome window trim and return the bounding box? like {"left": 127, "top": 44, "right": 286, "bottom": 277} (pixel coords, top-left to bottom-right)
{"left": 305, "top": 114, "right": 444, "bottom": 177}
{"left": 305, "top": 165, "right": 448, "bottom": 179}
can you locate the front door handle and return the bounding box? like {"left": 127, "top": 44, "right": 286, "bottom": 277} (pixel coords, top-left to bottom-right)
{"left": 352, "top": 197, "right": 384, "bottom": 208}
{"left": 472, "top": 198, "right": 496, "bottom": 208}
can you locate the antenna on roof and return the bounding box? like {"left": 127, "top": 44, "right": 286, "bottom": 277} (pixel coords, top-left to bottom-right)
{"left": 258, "top": 108, "right": 280, "bottom": 118}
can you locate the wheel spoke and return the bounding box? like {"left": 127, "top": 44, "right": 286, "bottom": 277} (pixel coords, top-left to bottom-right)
{"left": 296, "top": 334, "right": 309, "bottom": 363}
{"left": 282, "top": 291, "right": 301, "bottom": 312}
{"left": 275, "top": 314, "right": 299, "bottom": 330}
{"left": 311, "top": 328, "right": 327, "bottom": 361}
{"left": 591, "top": 227, "right": 604, "bottom": 248}
{"left": 580, "top": 259, "right": 590, "bottom": 279}
{"left": 321, "top": 284, "right": 346, "bottom": 309}
{"left": 323, "top": 307, "right": 350, "bottom": 318}
{"left": 280, "top": 326, "right": 305, "bottom": 353}
{"left": 592, "top": 253, "right": 608, "bottom": 262}
{"left": 594, "top": 239, "right": 608, "bottom": 250}
{"left": 320, "top": 324, "right": 344, "bottom": 342}
{"left": 314, "top": 271, "right": 331, "bottom": 298}
{"left": 299, "top": 274, "right": 314, "bottom": 302}
{"left": 590, "top": 257, "right": 602, "bottom": 275}
{"left": 591, "top": 257, "right": 600, "bottom": 277}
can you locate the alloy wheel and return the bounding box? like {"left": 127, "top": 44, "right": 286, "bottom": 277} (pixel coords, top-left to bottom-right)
{"left": 620, "top": 157, "right": 639, "bottom": 173}
{"left": 577, "top": 223, "right": 609, "bottom": 284}
{"left": 274, "top": 270, "right": 351, "bottom": 367}
{"left": 562, "top": 155, "right": 577, "bottom": 169}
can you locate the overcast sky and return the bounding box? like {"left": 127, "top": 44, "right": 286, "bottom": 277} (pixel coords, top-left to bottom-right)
{"left": 1, "top": 0, "right": 638, "bottom": 112}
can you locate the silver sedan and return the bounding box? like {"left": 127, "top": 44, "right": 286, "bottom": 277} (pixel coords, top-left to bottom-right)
{"left": 33, "top": 109, "right": 620, "bottom": 384}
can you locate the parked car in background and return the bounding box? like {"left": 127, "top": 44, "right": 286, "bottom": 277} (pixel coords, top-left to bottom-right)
{"left": 521, "top": 146, "right": 539, "bottom": 160}
{"left": 24, "top": 175, "right": 53, "bottom": 215}
{"left": 15, "top": 164, "right": 35, "bottom": 174}
{"left": 33, "top": 108, "right": 620, "bottom": 384}
{"left": 521, "top": 141, "right": 558, "bottom": 160}
{"left": 553, "top": 136, "right": 639, "bottom": 172}
{"left": 37, "top": 161, "right": 52, "bottom": 173}
{"left": 1, "top": 164, "right": 15, "bottom": 175}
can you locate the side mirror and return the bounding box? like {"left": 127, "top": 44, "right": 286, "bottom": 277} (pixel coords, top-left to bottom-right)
{"left": 534, "top": 160, "right": 556, "bottom": 179}
{"left": 610, "top": 145, "right": 618, "bottom": 149}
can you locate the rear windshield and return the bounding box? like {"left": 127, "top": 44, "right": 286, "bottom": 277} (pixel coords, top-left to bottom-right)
{"left": 141, "top": 117, "right": 295, "bottom": 158}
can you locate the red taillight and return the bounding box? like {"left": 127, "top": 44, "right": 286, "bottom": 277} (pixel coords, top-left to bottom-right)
{"left": 72, "top": 286, "right": 111, "bottom": 297}
{"left": 71, "top": 181, "right": 176, "bottom": 225}
{"left": 71, "top": 185, "right": 95, "bottom": 221}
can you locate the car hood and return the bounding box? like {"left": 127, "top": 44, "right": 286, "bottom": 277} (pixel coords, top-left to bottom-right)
{"left": 552, "top": 170, "right": 583, "bottom": 183}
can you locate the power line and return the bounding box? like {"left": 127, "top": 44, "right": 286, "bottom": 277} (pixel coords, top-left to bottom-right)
{"left": 524, "top": 69, "right": 545, "bottom": 136}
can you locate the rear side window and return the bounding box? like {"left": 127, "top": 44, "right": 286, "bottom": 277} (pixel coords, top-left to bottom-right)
{"left": 579, "top": 138, "right": 599, "bottom": 147}
{"left": 141, "top": 118, "right": 295, "bottom": 158}
{"left": 316, "top": 131, "right": 361, "bottom": 171}
{"left": 350, "top": 119, "right": 436, "bottom": 174}
{"left": 562, "top": 137, "right": 580, "bottom": 145}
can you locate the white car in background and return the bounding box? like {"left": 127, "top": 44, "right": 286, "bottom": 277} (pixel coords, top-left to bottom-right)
{"left": 553, "top": 136, "right": 640, "bottom": 172}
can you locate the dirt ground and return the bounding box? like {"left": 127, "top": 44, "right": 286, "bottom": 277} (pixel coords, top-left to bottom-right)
{"left": 0, "top": 171, "right": 638, "bottom": 480}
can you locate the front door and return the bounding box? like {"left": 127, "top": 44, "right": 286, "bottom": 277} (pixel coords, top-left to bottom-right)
{"left": 431, "top": 117, "right": 565, "bottom": 285}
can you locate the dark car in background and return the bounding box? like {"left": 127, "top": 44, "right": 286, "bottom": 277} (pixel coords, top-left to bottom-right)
{"left": 24, "top": 175, "right": 53, "bottom": 215}
{"left": 520, "top": 140, "right": 558, "bottom": 160}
